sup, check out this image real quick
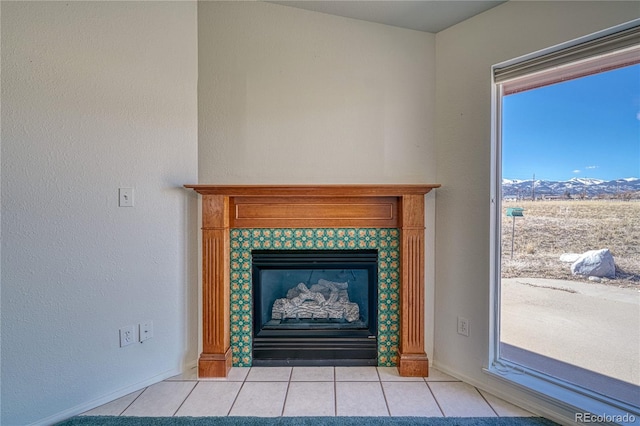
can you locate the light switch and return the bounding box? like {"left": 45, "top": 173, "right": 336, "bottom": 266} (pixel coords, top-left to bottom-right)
{"left": 119, "top": 188, "right": 134, "bottom": 207}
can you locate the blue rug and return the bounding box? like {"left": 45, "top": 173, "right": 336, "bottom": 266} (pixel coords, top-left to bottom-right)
{"left": 57, "top": 416, "right": 559, "bottom": 425}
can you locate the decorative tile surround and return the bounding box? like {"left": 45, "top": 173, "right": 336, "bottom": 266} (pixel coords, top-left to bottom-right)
{"left": 229, "top": 228, "right": 401, "bottom": 367}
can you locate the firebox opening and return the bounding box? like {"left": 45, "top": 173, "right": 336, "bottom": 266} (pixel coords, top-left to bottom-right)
{"left": 252, "top": 250, "right": 378, "bottom": 366}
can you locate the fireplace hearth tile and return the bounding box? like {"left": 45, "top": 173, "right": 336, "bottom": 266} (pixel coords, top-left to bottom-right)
{"left": 335, "top": 366, "right": 379, "bottom": 381}
{"left": 228, "top": 382, "right": 288, "bottom": 417}
{"left": 427, "top": 382, "right": 497, "bottom": 417}
{"left": 175, "top": 382, "right": 242, "bottom": 416}
{"left": 121, "top": 381, "right": 196, "bottom": 417}
{"left": 246, "top": 366, "right": 292, "bottom": 382}
{"left": 382, "top": 381, "right": 443, "bottom": 416}
{"left": 335, "top": 381, "right": 389, "bottom": 416}
{"left": 283, "top": 382, "right": 335, "bottom": 416}
{"left": 290, "top": 366, "right": 335, "bottom": 382}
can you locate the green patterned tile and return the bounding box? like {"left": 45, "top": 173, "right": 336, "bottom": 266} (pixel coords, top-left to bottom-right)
{"left": 229, "top": 228, "right": 400, "bottom": 367}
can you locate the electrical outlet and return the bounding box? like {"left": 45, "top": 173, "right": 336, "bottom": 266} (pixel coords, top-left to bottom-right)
{"left": 119, "top": 325, "right": 135, "bottom": 347}
{"left": 139, "top": 320, "right": 153, "bottom": 343}
{"left": 457, "top": 316, "right": 469, "bottom": 337}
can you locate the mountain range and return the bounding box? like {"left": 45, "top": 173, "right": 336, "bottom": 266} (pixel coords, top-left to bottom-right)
{"left": 502, "top": 177, "right": 640, "bottom": 199}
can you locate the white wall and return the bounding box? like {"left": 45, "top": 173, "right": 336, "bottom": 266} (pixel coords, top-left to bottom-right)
{"left": 0, "top": 2, "right": 198, "bottom": 424}
{"left": 198, "top": 1, "right": 436, "bottom": 184}
{"left": 434, "top": 0, "right": 639, "bottom": 420}
{"left": 198, "top": 1, "right": 438, "bottom": 361}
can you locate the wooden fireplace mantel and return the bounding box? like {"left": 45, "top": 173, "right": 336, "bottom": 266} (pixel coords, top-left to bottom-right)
{"left": 185, "top": 184, "right": 440, "bottom": 377}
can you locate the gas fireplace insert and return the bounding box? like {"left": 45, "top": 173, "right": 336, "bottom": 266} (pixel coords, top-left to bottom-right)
{"left": 252, "top": 250, "right": 378, "bottom": 366}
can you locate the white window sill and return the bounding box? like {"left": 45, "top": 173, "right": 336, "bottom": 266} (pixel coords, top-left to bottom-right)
{"left": 484, "top": 362, "right": 640, "bottom": 425}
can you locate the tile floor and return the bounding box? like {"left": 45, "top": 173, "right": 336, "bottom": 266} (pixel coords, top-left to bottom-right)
{"left": 81, "top": 366, "right": 535, "bottom": 418}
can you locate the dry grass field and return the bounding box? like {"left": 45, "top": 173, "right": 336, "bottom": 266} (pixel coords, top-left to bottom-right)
{"left": 501, "top": 200, "right": 640, "bottom": 287}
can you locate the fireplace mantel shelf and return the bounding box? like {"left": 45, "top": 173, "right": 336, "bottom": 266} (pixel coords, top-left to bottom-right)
{"left": 184, "top": 184, "right": 440, "bottom": 197}
{"left": 185, "top": 184, "right": 440, "bottom": 378}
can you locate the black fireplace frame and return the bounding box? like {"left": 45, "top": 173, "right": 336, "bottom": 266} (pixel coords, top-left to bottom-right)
{"left": 251, "top": 249, "right": 378, "bottom": 366}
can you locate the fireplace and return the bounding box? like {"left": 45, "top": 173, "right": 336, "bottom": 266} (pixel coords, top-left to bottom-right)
{"left": 184, "top": 184, "right": 440, "bottom": 377}
{"left": 252, "top": 250, "right": 378, "bottom": 366}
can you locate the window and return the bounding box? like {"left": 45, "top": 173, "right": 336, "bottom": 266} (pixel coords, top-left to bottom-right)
{"left": 491, "top": 23, "right": 640, "bottom": 417}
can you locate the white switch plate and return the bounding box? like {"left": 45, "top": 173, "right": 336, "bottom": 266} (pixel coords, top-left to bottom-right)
{"left": 119, "top": 188, "right": 134, "bottom": 207}
{"left": 139, "top": 320, "right": 153, "bottom": 342}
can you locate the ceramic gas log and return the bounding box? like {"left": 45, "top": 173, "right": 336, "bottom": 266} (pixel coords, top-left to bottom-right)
{"left": 272, "top": 280, "right": 360, "bottom": 322}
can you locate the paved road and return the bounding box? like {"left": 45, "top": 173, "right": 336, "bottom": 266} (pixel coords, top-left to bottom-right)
{"left": 501, "top": 278, "right": 639, "bottom": 405}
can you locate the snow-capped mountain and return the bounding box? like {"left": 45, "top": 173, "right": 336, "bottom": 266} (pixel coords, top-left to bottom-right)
{"left": 566, "top": 177, "right": 605, "bottom": 186}
{"left": 502, "top": 177, "right": 640, "bottom": 199}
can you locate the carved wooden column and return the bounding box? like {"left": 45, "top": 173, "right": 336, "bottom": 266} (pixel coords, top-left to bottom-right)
{"left": 397, "top": 194, "right": 429, "bottom": 376}
{"left": 199, "top": 194, "right": 232, "bottom": 377}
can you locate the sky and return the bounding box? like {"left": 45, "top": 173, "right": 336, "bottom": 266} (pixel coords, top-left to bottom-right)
{"left": 502, "top": 63, "right": 640, "bottom": 182}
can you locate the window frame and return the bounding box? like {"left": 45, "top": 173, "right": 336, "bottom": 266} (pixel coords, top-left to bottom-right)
{"left": 488, "top": 19, "right": 640, "bottom": 420}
